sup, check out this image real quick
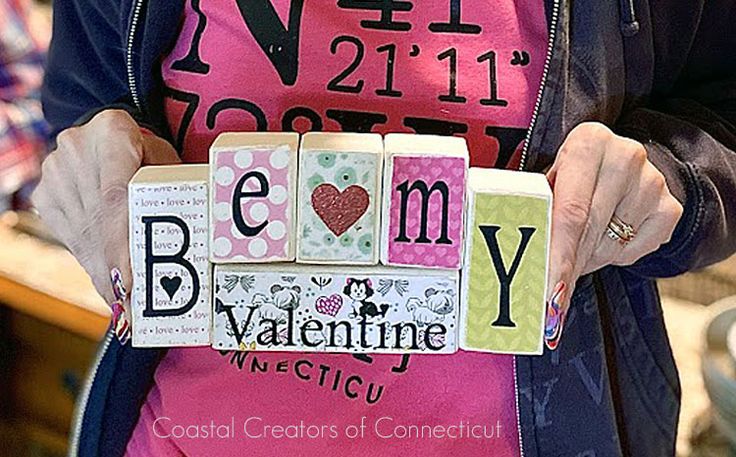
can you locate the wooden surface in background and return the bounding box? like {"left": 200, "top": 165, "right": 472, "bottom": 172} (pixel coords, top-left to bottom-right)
{"left": 0, "top": 220, "right": 110, "bottom": 332}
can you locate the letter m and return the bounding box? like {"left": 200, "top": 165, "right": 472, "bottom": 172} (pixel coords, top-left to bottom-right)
{"left": 394, "top": 179, "right": 451, "bottom": 244}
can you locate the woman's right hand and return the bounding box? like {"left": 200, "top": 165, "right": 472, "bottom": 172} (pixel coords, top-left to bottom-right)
{"left": 32, "top": 110, "right": 180, "bottom": 307}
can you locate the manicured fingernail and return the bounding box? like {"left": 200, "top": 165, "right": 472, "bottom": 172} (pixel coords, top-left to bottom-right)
{"left": 544, "top": 281, "right": 567, "bottom": 351}
{"left": 110, "top": 267, "right": 127, "bottom": 301}
{"left": 110, "top": 268, "right": 131, "bottom": 344}
{"left": 111, "top": 299, "right": 131, "bottom": 345}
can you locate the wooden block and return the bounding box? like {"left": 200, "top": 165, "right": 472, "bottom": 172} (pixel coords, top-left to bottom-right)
{"left": 459, "top": 168, "right": 551, "bottom": 355}
{"left": 128, "top": 165, "right": 211, "bottom": 347}
{"left": 212, "top": 264, "right": 459, "bottom": 354}
{"left": 209, "top": 132, "right": 299, "bottom": 262}
{"left": 380, "top": 134, "right": 468, "bottom": 269}
{"left": 297, "top": 132, "right": 383, "bottom": 264}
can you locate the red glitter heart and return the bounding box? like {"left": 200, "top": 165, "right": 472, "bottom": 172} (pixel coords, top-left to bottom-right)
{"left": 311, "top": 184, "right": 369, "bottom": 236}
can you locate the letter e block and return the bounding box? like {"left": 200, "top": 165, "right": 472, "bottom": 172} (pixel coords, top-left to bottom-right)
{"left": 297, "top": 133, "right": 383, "bottom": 264}
{"left": 460, "top": 168, "right": 551, "bottom": 355}
{"left": 210, "top": 132, "right": 299, "bottom": 263}
{"left": 381, "top": 134, "right": 468, "bottom": 269}
{"left": 128, "top": 165, "right": 211, "bottom": 347}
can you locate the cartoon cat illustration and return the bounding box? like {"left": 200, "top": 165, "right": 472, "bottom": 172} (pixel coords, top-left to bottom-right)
{"left": 343, "top": 278, "right": 389, "bottom": 319}
{"left": 406, "top": 288, "right": 456, "bottom": 326}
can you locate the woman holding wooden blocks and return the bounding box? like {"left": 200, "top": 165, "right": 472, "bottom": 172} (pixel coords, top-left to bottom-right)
{"left": 33, "top": 1, "right": 734, "bottom": 456}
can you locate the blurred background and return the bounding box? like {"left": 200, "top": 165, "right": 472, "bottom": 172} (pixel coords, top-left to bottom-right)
{"left": 0, "top": 1, "right": 735, "bottom": 456}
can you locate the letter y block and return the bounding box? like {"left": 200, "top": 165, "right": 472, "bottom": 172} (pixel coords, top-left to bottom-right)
{"left": 459, "top": 168, "right": 552, "bottom": 355}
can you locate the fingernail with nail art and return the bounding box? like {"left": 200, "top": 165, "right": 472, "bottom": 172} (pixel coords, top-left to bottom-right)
{"left": 110, "top": 268, "right": 131, "bottom": 344}
{"left": 544, "top": 281, "right": 567, "bottom": 351}
{"left": 110, "top": 267, "right": 127, "bottom": 301}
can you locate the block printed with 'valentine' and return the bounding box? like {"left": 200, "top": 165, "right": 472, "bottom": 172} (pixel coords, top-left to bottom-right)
{"left": 212, "top": 264, "right": 459, "bottom": 354}
{"left": 381, "top": 134, "right": 468, "bottom": 269}
{"left": 297, "top": 133, "right": 383, "bottom": 264}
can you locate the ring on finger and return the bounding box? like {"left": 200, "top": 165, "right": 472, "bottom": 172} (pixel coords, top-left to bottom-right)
{"left": 606, "top": 214, "right": 637, "bottom": 245}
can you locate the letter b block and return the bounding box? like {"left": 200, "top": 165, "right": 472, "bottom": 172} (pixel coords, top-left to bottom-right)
{"left": 209, "top": 132, "right": 299, "bottom": 263}
{"left": 380, "top": 134, "right": 468, "bottom": 269}
{"left": 128, "top": 165, "right": 211, "bottom": 347}
{"left": 460, "top": 168, "right": 551, "bottom": 355}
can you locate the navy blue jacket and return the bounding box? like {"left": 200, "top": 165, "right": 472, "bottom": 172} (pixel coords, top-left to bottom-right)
{"left": 42, "top": 0, "right": 736, "bottom": 456}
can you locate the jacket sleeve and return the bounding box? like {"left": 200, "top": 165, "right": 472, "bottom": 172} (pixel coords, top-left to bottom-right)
{"left": 615, "top": 3, "right": 736, "bottom": 278}
{"left": 41, "top": 0, "right": 133, "bottom": 136}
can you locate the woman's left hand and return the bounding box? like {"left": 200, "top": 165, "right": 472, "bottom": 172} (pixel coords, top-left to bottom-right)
{"left": 544, "top": 122, "right": 683, "bottom": 347}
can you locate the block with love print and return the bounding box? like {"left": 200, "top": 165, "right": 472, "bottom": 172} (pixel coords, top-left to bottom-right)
{"left": 209, "top": 132, "right": 299, "bottom": 263}
{"left": 460, "top": 168, "right": 552, "bottom": 355}
{"left": 128, "top": 165, "right": 211, "bottom": 347}
{"left": 212, "top": 263, "right": 459, "bottom": 354}
{"left": 380, "top": 134, "right": 469, "bottom": 269}
{"left": 296, "top": 132, "right": 384, "bottom": 264}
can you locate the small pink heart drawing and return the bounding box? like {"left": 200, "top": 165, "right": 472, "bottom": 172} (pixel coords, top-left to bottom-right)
{"left": 315, "top": 294, "right": 343, "bottom": 317}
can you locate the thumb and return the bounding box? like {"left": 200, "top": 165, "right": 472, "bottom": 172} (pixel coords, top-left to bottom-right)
{"left": 140, "top": 129, "right": 181, "bottom": 165}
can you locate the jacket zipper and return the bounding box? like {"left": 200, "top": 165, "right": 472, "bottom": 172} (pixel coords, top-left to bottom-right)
{"left": 512, "top": 356, "right": 526, "bottom": 457}
{"left": 72, "top": 5, "right": 147, "bottom": 448}
{"left": 519, "top": 0, "right": 561, "bottom": 172}
{"left": 514, "top": 1, "right": 561, "bottom": 455}
{"left": 126, "top": 0, "right": 145, "bottom": 112}
{"left": 70, "top": 2, "right": 146, "bottom": 452}
{"left": 68, "top": 330, "right": 113, "bottom": 456}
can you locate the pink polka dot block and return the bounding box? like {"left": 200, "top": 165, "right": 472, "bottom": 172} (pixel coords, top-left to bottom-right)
{"left": 380, "top": 134, "right": 468, "bottom": 269}
{"left": 209, "top": 133, "right": 299, "bottom": 263}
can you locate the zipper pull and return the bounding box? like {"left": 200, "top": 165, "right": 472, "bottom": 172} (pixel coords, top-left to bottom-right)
{"left": 619, "top": 0, "right": 641, "bottom": 37}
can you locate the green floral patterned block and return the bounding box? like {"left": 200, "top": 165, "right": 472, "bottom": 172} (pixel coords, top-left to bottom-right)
{"left": 297, "top": 148, "right": 382, "bottom": 264}
{"left": 461, "top": 192, "right": 550, "bottom": 355}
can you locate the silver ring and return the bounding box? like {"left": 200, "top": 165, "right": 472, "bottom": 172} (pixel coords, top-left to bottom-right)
{"left": 606, "top": 215, "right": 636, "bottom": 245}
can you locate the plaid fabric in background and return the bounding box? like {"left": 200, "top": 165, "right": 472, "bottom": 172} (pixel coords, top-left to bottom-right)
{"left": 0, "top": 0, "right": 49, "bottom": 197}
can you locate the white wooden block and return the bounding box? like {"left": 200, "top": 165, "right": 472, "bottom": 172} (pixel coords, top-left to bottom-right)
{"left": 209, "top": 132, "right": 299, "bottom": 263}
{"left": 129, "top": 165, "right": 211, "bottom": 347}
{"left": 212, "top": 264, "right": 459, "bottom": 354}
{"left": 297, "top": 132, "right": 383, "bottom": 265}
{"left": 460, "top": 168, "right": 551, "bottom": 355}
{"left": 380, "top": 134, "right": 468, "bottom": 269}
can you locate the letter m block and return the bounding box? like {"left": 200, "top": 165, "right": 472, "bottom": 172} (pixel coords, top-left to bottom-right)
{"left": 380, "top": 134, "right": 468, "bottom": 269}
{"left": 459, "top": 168, "right": 551, "bottom": 355}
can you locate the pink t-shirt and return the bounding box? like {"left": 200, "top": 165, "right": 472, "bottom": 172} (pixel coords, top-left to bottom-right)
{"left": 126, "top": 1, "right": 547, "bottom": 455}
